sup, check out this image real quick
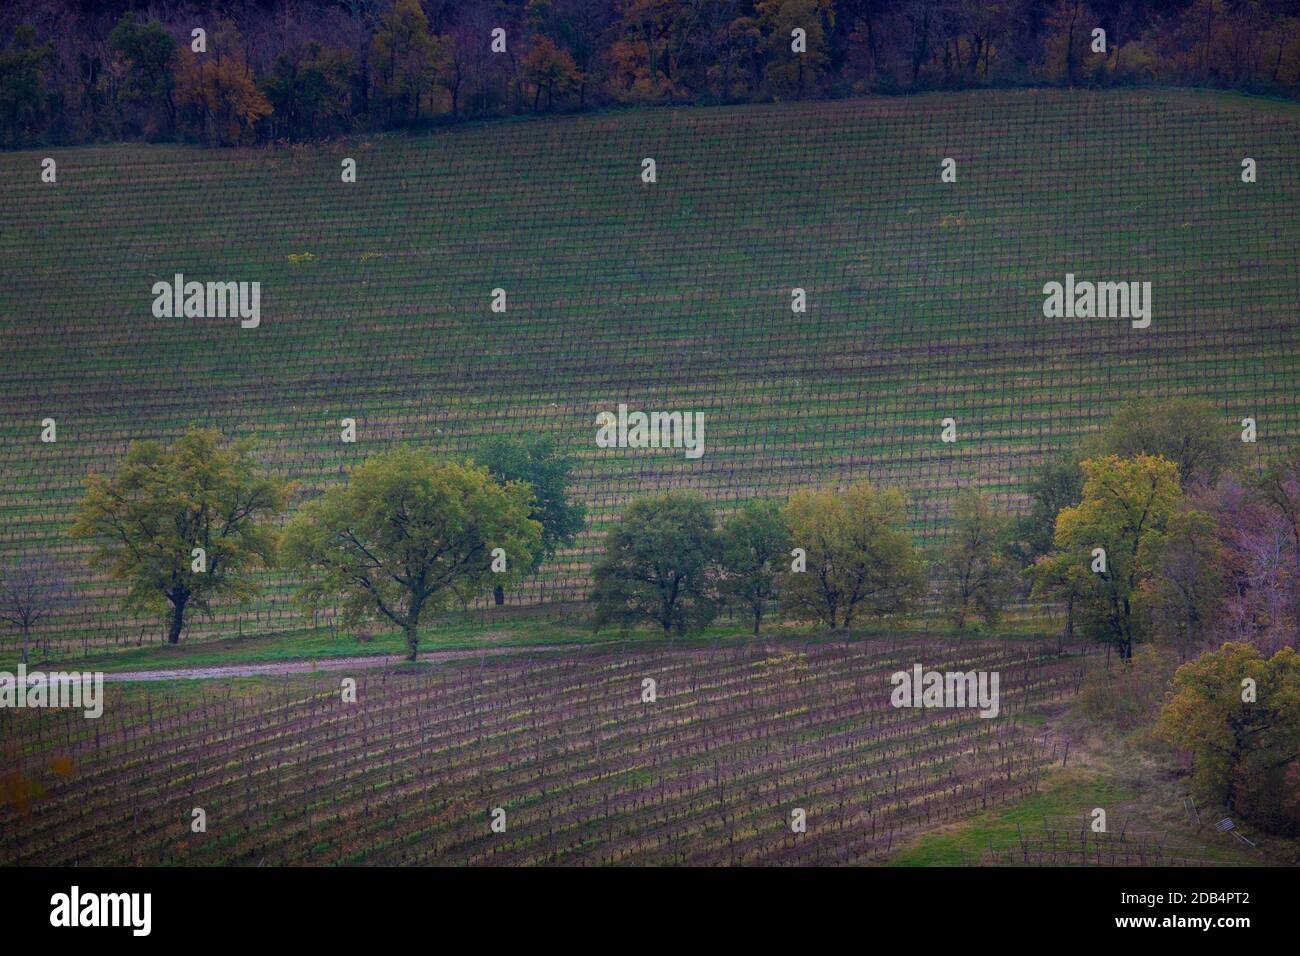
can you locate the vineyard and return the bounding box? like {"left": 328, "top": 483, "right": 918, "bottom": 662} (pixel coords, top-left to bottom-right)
{"left": 983, "top": 816, "right": 1244, "bottom": 867}
{"left": 1, "top": 87, "right": 1299, "bottom": 656}
{"left": 0, "top": 637, "right": 1085, "bottom": 866}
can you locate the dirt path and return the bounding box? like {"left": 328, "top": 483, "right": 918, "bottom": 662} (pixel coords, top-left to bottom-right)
{"left": 100, "top": 642, "right": 603, "bottom": 682}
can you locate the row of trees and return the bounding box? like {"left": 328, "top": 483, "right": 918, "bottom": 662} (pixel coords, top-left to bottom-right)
{"left": 594, "top": 393, "right": 1290, "bottom": 667}
{"left": 4, "top": 396, "right": 1298, "bottom": 666}
{"left": 583, "top": 404, "right": 1297, "bottom": 662}
{"left": 46, "top": 423, "right": 932, "bottom": 659}
{"left": 589, "top": 483, "right": 926, "bottom": 636}
{"left": 4, "top": 0, "right": 1300, "bottom": 148}
{"left": 0, "top": 427, "right": 1006, "bottom": 662}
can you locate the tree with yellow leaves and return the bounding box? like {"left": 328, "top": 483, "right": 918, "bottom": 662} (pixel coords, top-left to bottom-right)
{"left": 70, "top": 427, "right": 290, "bottom": 644}
{"left": 173, "top": 21, "right": 272, "bottom": 146}
{"left": 522, "top": 37, "right": 580, "bottom": 112}
{"left": 1033, "top": 454, "right": 1184, "bottom": 660}
{"left": 782, "top": 480, "right": 924, "bottom": 629}
{"left": 1040, "top": 0, "right": 1100, "bottom": 87}
{"left": 282, "top": 448, "right": 540, "bottom": 661}
{"left": 370, "top": 0, "right": 443, "bottom": 127}
{"left": 1158, "top": 643, "right": 1300, "bottom": 834}
{"left": 758, "top": 0, "right": 835, "bottom": 96}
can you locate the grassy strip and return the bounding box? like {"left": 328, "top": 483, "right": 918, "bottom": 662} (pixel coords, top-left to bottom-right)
{"left": 6, "top": 615, "right": 1064, "bottom": 673}
{"left": 886, "top": 768, "right": 1131, "bottom": 866}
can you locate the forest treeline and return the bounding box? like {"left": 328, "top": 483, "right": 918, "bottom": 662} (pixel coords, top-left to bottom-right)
{"left": 3, "top": 0, "right": 1300, "bottom": 148}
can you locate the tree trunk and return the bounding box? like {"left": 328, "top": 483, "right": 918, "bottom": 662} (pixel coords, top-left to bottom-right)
{"left": 21, "top": 624, "right": 29, "bottom": 666}
{"left": 167, "top": 592, "right": 188, "bottom": 644}
{"left": 911, "top": 13, "right": 930, "bottom": 87}
{"left": 1120, "top": 597, "right": 1133, "bottom": 659}
{"left": 404, "top": 620, "right": 419, "bottom": 661}
{"left": 864, "top": 4, "right": 880, "bottom": 73}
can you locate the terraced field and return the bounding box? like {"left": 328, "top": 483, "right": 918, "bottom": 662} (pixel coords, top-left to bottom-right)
{"left": 2, "top": 88, "right": 1298, "bottom": 654}
{"left": 0, "top": 637, "right": 1082, "bottom": 865}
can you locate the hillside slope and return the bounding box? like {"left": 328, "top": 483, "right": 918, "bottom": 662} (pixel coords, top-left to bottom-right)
{"left": 1, "top": 88, "right": 1298, "bottom": 654}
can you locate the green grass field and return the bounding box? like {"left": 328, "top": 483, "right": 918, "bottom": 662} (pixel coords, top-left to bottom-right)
{"left": 2, "top": 87, "right": 1298, "bottom": 657}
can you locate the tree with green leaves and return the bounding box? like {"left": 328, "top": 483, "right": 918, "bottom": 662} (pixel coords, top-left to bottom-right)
{"left": 782, "top": 481, "right": 925, "bottom": 629}
{"left": 718, "top": 499, "right": 791, "bottom": 636}
{"left": 261, "top": 41, "right": 354, "bottom": 140}
{"left": 941, "top": 490, "right": 1015, "bottom": 630}
{"left": 1011, "top": 454, "right": 1086, "bottom": 641}
{"left": 70, "top": 427, "right": 289, "bottom": 644}
{"left": 1137, "top": 505, "right": 1225, "bottom": 660}
{"left": 1011, "top": 454, "right": 1085, "bottom": 565}
{"left": 281, "top": 447, "right": 539, "bottom": 660}
{"left": 478, "top": 434, "right": 586, "bottom": 605}
{"left": 370, "top": 0, "right": 442, "bottom": 126}
{"left": 108, "top": 13, "right": 177, "bottom": 135}
{"left": 1158, "top": 643, "right": 1300, "bottom": 834}
{"left": 589, "top": 491, "right": 719, "bottom": 635}
{"left": 1033, "top": 454, "right": 1184, "bottom": 660}
{"left": 0, "top": 24, "right": 54, "bottom": 147}
{"left": 1083, "top": 397, "right": 1243, "bottom": 489}
{"left": 758, "top": 0, "right": 835, "bottom": 96}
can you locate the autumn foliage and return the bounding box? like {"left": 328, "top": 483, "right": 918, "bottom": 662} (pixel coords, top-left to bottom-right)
{"left": 3, "top": 0, "right": 1300, "bottom": 148}
{"left": 1158, "top": 643, "right": 1300, "bottom": 835}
